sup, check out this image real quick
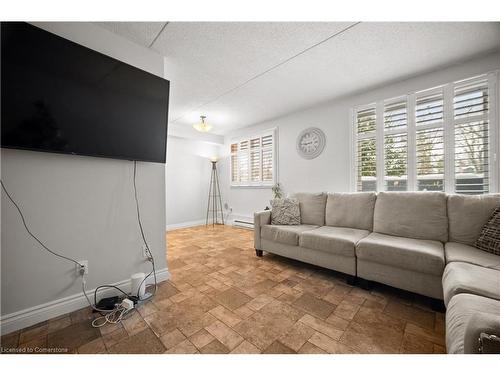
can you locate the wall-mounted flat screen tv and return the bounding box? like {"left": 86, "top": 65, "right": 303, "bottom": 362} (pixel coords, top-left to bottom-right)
{"left": 1, "top": 22, "right": 169, "bottom": 163}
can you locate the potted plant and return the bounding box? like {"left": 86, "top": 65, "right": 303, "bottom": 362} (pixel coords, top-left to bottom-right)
{"left": 265, "top": 183, "right": 284, "bottom": 210}
{"left": 272, "top": 182, "right": 283, "bottom": 199}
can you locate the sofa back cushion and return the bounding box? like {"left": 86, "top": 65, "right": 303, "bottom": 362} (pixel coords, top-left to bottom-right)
{"left": 448, "top": 194, "right": 500, "bottom": 246}
{"left": 373, "top": 192, "right": 448, "bottom": 242}
{"left": 326, "top": 192, "right": 377, "bottom": 231}
{"left": 290, "top": 192, "right": 327, "bottom": 226}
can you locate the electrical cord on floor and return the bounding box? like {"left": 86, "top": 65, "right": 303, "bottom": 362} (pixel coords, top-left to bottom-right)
{"left": 1, "top": 180, "right": 84, "bottom": 268}
{"left": 81, "top": 275, "right": 133, "bottom": 327}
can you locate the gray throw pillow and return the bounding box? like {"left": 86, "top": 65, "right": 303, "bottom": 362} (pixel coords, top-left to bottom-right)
{"left": 271, "top": 198, "right": 301, "bottom": 225}
{"left": 475, "top": 207, "right": 500, "bottom": 256}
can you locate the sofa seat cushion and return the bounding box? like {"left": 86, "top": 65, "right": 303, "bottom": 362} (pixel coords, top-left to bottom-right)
{"left": 261, "top": 224, "right": 319, "bottom": 246}
{"left": 446, "top": 293, "right": 500, "bottom": 354}
{"left": 445, "top": 242, "right": 500, "bottom": 271}
{"left": 356, "top": 232, "right": 445, "bottom": 276}
{"left": 442, "top": 262, "right": 500, "bottom": 307}
{"left": 299, "top": 226, "right": 370, "bottom": 257}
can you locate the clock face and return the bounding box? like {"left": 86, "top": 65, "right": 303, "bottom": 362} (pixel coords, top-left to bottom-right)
{"left": 296, "top": 127, "right": 326, "bottom": 159}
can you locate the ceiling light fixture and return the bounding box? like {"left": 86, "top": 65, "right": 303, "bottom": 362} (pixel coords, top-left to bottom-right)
{"left": 193, "top": 115, "right": 212, "bottom": 133}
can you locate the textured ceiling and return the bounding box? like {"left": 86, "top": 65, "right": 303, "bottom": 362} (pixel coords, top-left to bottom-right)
{"left": 97, "top": 22, "right": 166, "bottom": 47}
{"left": 96, "top": 22, "right": 500, "bottom": 134}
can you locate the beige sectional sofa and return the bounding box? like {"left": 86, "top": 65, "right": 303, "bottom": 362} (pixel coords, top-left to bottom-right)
{"left": 253, "top": 191, "right": 500, "bottom": 354}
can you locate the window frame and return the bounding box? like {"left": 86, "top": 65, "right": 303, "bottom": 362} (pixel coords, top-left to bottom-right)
{"left": 351, "top": 71, "right": 499, "bottom": 194}
{"left": 229, "top": 128, "right": 278, "bottom": 188}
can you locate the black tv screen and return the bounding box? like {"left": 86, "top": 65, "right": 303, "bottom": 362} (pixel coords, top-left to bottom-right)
{"left": 1, "top": 22, "right": 169, "bottom": 163}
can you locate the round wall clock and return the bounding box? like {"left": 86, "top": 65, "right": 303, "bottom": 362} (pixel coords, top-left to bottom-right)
{"left": 296, "top": 127, "right": 326, "bottom": 159}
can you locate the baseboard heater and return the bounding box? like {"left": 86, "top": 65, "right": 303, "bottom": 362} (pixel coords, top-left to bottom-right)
{"left": 233, "top": 220, "right": 254, "bottom": 229}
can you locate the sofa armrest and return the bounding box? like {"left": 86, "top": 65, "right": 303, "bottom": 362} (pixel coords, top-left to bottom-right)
{"left": 464, "top": 312, "right": 500, "bottom": 353}
{"left": 254, "top": 210, "right": 271, "bottom": 250}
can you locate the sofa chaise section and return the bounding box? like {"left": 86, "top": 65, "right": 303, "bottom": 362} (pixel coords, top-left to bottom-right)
{"left": 446, "top": 293, "right": 500, "bottom": 354}
{"left": 442, "top": 194, "right": 500, "bottom": 353}
{"left": 442, "top": 262, "right": 500, "bottom": 307}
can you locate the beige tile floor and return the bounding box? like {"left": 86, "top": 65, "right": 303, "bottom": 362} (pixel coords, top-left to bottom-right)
{"left": 0, "top": 225, "right": 446, "bottom": 354}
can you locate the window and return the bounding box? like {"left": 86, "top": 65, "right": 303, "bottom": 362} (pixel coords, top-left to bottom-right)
{"left": 230, "top": 131, "right": 275, "bottom": 186}
{"left": 384, "top": 100, "right": 408, "bottom": 191}
{"left": 453, "top": 77, "right": 490, "bottom": 194}
{"left": 355, "top": 107, "right": 377, "bottom": 192}
{"left": 415, "top": 90, "right": 445, "bottom": 191}
{"left": 352, "top": 72, "right": 498, "bottom": 194}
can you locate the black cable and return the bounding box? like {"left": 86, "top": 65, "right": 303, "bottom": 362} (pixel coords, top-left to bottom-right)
{"left": 1, "top": 179, "right": 83, "bottom": 268}
{"left": 133, "top": 161, "right": 150, "bottom": 254}
{"left": 132, "top": 161, "right": 158, "bottom": 300}
{"left": 93, "top": 285, "right": 131, "bottom": 310}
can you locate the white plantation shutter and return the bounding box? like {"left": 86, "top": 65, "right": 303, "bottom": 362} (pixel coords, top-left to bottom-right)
{"left": 230, "top": 131, "right": 275, "bottom": 186}
{"left": 352, "top": 73, "right": 497, "bottom": 194}
{"left": 238, "top": 140, "right": 249, "bottom": 183}
{"left": 357, "top": 107, "right": 377, "bottom": 134}
{"left": 415, "top": 128, "right": 445, "bottom": 191}
{"left": 261, "top": 134, "right": 274, "bottom": 182}
{"left": 355, "top": 107, "right": 377, "bottom": 192}
{"left": 250, "top": 137, "right": 261, "bottom": 182}
{"left": 453, "top": 76, "right": 490, "bottom": 194}
{"left": 415, "top": 92, "right": 444, "bottom": 126}
{"left": 230, "top": 143, "right": 238, "bottom": 183}
{"left": 384, "top": 100, "right": 408, "bottom": 191}
{"left": 415, "top": 90, "right": 445, "bottom": 191}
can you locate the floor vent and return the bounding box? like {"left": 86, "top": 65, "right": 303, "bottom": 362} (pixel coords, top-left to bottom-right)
{"left": 233, "top": 220, "right": 254, "bottom": 229}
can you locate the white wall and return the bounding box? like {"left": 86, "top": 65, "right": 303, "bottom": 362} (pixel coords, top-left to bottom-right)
{"left": 165, "top": 136, "right": 222, "bottom": 229}
{"left": 1, "top": 23, "right": 168, "bottom": 331}
{"left": 219, "top": 51, "right": 500, "bottom": 220}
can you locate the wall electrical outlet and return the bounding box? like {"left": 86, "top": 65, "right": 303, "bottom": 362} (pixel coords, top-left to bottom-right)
{"left": 77, "top": 260, "right": 89, "bottom": 275}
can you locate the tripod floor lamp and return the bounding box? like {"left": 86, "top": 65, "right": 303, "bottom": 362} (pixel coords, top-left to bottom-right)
{"left": 206, "top": 159, "right": 224, "bottom": 226}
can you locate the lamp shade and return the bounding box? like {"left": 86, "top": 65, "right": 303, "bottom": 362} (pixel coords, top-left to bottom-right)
{"left": 193, "top": 115, "right": 212, "bottom": 132}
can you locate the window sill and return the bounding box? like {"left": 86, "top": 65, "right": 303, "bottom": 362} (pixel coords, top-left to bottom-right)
{"left": 230, "top": 185, "right": 273, "bottom": 189}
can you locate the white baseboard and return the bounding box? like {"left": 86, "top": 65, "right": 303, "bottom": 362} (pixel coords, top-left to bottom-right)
{"left": 0, "top": 268, "right": 170, "bottom": 335}
{"left": 165, "top": 215, "right": 255, "bottom": 230}
{"left": 166, "top": 219, "right": 206, "bottom": 231}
